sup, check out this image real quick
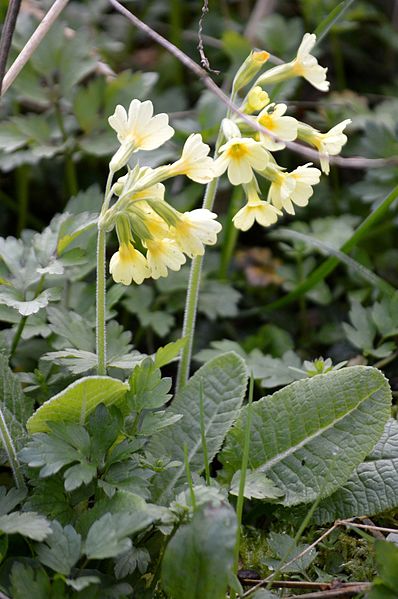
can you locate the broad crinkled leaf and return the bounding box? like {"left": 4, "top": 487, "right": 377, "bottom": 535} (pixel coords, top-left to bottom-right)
{"left": 149, "top": 352, "right": 248, "bottom": 504}
{"left": 220, "top": 366, "right": 391, "bottom": 506}
{"left": 10, "top": 563, "right": 51, "bottom": 599}
{"left": 26, "top": 377, "right": 128, "bottom": 433}
{"left": 161, "top": 502, "right": 237, "bottom": 599}
{"left": 314, "top": 418, "right": 398, "bottom": 523}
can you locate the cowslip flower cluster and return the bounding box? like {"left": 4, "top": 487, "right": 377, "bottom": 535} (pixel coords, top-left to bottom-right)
{"left": 102, "top": 101, "right": 221, "bottom": 285}
{"left": 215, "top": 32, "right": 351, "bottom": 232}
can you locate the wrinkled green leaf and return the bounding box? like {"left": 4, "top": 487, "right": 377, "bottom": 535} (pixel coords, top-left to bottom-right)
{"left": 221, "top": 366, "right": 391, "bottom": 506}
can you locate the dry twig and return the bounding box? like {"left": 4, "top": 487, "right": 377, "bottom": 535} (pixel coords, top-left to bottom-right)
{"left": 1, "top": 0, "right": 70, "bottom": 96}
{"left": 0, "top": 0, "right": 22, "bottom": 94}
{"left": 197, "top": 0, "right": 220, "bottom": 74}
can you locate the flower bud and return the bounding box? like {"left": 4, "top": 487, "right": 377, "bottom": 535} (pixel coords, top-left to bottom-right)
{"left": 232, "top": 49, "right": 270, "bottom": 93}
{"left": 242, "top": 86, "right": 270, "bottom": 113}
{"left": 221, "top": 118, "right": 241, "bottom": 141}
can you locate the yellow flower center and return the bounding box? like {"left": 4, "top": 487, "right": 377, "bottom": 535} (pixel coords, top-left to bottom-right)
{"left": 258, "top": 113, "right": 276, "bottom": 131}
{"left": 226, "top": 143, "right": 249, "bottom": 159}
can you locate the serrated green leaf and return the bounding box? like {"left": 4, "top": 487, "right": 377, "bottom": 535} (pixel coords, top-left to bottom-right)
{"left": 314, "top": 419, "right": 398, "bottom": 523}
{"left": 26, "top": 377, "right": 128, "bottom": 433}
{"left": 36, "top": 521, "right": 81, "bottom": 575}
{"left": 83, "top": 511, "right": 153, "bottom": 560}
{"left": 220, "top": 366, "right": 391, "bottom": 506}
{"left": 149, "top": 352, "right": 248, "bottom": 504}
{"left": 42, "top": 349, "right": 98, "bottom": 374}
{"left": 114, "top": 546, "right": 150, "bottom": 579}
{"left": 127, "top": 358, "right": 172, "bottom": 413}
{"left": 154, "top": 338, "right": 187, "bottom": 368}
{"left": 161, "top": 502, "right": 237, "bottom": 599}
{"left": 265, "top": 532, "right": 317, "bottom": 573}
{"left": 0, "top": 287, "right": 60, "bottom": 316}
{"left": 343, "top": 301, "right": 376, "bottom": 352}
{"left": 47, "top": 307, "right": 95, "bottom": 351}
{"left": 0, "top": 486, "right": 27, "bottom": 516}
{"left": 57, "top": 212, "right": 98, "bottom": 255}
{"left": 229, "top": 471, "right": 284, "bottom": 500}
{"left": 199, "top": 281, "right": 241, "bottom": 320}
{"left": 65, "top": 576, "right": 100, "bottom": 591}
{"left": 0, "top": 512, "right": 51, "bottom": 540}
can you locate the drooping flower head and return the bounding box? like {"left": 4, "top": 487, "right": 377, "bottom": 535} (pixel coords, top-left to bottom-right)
{"left": 168, "top": 134, "right": 215, "bottom": 183}
{"left": 267, "top": 163, "right": 321, "bottom": 214}
{"left": 254, "top": 33, "right": 329, "bottom": 92}
{"left": 108, "top": 100, "right": 174, "bottom": 172}
{"left": 298, "top": 119, "right": 351, "bottom": 174}
{"left": 171, "top": 209, "right": 222, "bottom": 258}
{"left": 233, "top": 179, "right": 282, "bottom": 231}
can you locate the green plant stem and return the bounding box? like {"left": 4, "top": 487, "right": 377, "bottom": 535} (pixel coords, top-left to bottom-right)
{"left": 54, "top": 100, "right": 78, "bottom": 197}
{"left": 96, "top": 172, "right": 114, "bottom": 376}
{"left": 16, "top": 164, "right": 29, "bottom": 235}
{"left": 176, "top": 134, "right": 224, "bottom": 392}
{"left": 265, "top": 184, "right": 398, "bottom": 312}
{"left": 219, "top": 186, "right": 242, "bottom": 279}
{"left": 0, "top": 405, "right": 25, "bottom": 489}
{"left": 199, "top": 382, "right": 210, "bottom": 486}
{"left": 231, "top": 375, "right": 254, "bottom": 599}
{"left": 10, "top": 275, "right": 45, "bottom": 358}
{"left": 183, "top": 443, "right": 196, "bottom": 510}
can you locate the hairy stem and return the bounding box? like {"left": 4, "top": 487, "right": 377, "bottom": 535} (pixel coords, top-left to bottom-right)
{"left": 96, "top": 172, "right": 114, "bottom": 376}
{"left": 176, "top": 173, "right": 220, "bottom": 392}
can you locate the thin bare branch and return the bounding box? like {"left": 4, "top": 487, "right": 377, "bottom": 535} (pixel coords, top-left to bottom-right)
{"left": 1, "top": 0, "right": 70, "bottom": 96}
{"left": 197, "top": 0, "right": 220, "bottom": 74}
{"left": 109, "top": 0, "right": 397, "bottom": 171}
{"left": 338, "top": 519, "right": 398, "bottom": 535}
{"left": 285, "top": 583, "right": 371, "bottom": 599}
{"left": 242, "top": 522, "right": 340, "bottom": 597}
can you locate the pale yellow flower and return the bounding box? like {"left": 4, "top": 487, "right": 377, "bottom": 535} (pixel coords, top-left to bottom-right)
{"left": 255, "top": 33, "right": 329, "bottom": 92}
{"left": 233, "top": 182, "right": 281, "bottom": 231}
{"left": 145, "top": 239, "right": 186, "bottom": 279}
{"left": 171, "top": 209, "right": 222, "bottom": 258}
{"left": 109, "top": 242, "right": 150, "bottom": 285}
{"left": 268, "top": 163, "right": 321, "bottom": 214}
{"left": 298, "top": 119, "right": 351, "bottom": 174}
{"left": 293, "top": 33, "right": 329, "bottom": 92}
{"left": 168, "top": 134, "right": 215, "bottom": 183}
{"left": 257, "top": 103, "right": 298, "bottom": 151}
{"left": 108, "top": 100, "right": 174, "bottom": 171}
{"left": 214, "top": 138, "right": 270, "bottom": 185}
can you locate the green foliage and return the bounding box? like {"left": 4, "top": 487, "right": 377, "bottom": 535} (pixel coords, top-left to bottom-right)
{"left": 161, "top": 502, "right": 237, "bottom": 599}
{"left": 149, "top": 352, "right": 248, "bottom": 504}
{"left": 368, "top": 541, "right": 398, "bottom": 599}
{"left": 314, "top": 418, "right": 398, "bottom": 523}
{"left": 26, "top": 377, "right": 128, "bottom": 433}
{"left": 221, "top": 366, "right": 391, "bottom": 505}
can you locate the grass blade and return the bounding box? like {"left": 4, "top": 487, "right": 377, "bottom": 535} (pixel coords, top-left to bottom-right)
{"left": 315, "top": 0, "right": 356, "bottom": 44}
